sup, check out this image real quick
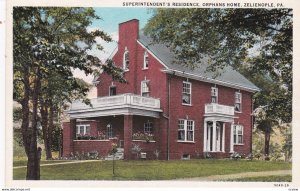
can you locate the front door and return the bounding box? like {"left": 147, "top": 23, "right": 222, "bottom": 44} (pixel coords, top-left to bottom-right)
{"left": 206, "top": 121, "right": 224, "bottom": 152}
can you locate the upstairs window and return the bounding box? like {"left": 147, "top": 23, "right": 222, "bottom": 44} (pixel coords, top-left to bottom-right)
{"left": 141, "top": 81, "right": 150, "bottom": 97}
{"left": 144, "top": 121, "right": 153, "bottom": 134}
{"left": 234, "top": 92, "right": 242, "bottom": 112}
{"left": 233, "top": 125, "right": 243, "bottom": 144}
{"left": 182, "top": 81, "right": 192, "bottom": 105}
{"left": 123, "top": 49, "right": 129, "bottom": 71}
{"left": 211, "top": 87, "right": 218, "bottom": 103}
{"left": 143, "top": 51, "right": 149, "bottom": 69}
{"left": 178, "top": 119, "right": 194, "bottom": 142}
{"left": 109, "top": 86, "right": 116, "bottom": 96}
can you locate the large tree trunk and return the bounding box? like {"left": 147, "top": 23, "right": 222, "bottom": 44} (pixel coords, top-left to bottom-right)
{"left": 47, "top": 103, "right": 54, "bottom": 159}
{"left": 20, "top": 65, "right": 30, "bottom": 156}
{"left": 40, "top": 101, "right": 52, "bottom": 160}
{"left": 26, "top": 73, "right": 41, "bottom": 180}
{"left": 264, "top": 124, "right": 271, "bottom": 161}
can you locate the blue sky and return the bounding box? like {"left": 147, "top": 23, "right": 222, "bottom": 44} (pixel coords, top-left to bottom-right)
{"left": 92, "top": 8, "right": 153, "bottom": 33}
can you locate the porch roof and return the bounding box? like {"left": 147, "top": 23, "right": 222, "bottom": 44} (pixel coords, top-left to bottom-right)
{"left": 67, "top": 93, "right": 162, "bottom": 119}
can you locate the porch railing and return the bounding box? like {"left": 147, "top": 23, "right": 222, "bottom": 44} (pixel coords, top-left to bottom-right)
{"left": 70, "top": 93, "right": 160, "bottom": 111}
{"left": 205, "top": 103, "right": 234, "bottom": 116}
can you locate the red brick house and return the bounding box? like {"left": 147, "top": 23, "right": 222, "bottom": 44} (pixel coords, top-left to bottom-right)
{"left": 62, "top": 19, "right": 259, "bottom": 160}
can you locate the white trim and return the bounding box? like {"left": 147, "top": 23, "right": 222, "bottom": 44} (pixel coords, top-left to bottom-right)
{"left": 212, "top": 121, "right": 216, "bottom": 152}
{"left": 222, "top": 123, "right": 225, "bottom": 152}
{"left": 233, "top": 124, "right": 244, "bottom": 145}
{"left": 182, "top": 81, "right": 192, "bottom": 105}
{"left": 109, "top": 85, "right": 116, "bottom": 96}
{"left": 141, "top": 80, "right": 150, "bottom": 97}
{"left": 76, "top": 124, "right": 91, "bottom": 136}
{"left": 123, "top": 48, "right": 129, "bottom": 71}
{"left": 162, "top": 69, "right": 260, "bottom": 93}
{"left": 230, "top": 123, "right": 234, "bottom": 153}
{"left": 234, "top": 92, "right": 242, "bottom": 112}
{"left": 203, "top": 121, "right": 207, "bottom": 152}
{"left": 211, "top": 87, "right": 218, "bottom": 103}
{"left": 143, "top": 51, "right": 149, "bottom": 69}
{"left": 177, "top": 141, "right": 195, "bottom": 144}
{"left": 137, "top": 40, "right": 169, "bottom": 69}
{"left": 177, "top": 119, "right": 195, "bottom": 142}
{"left": 73, "top": 140, "right": 110, "bottom": 142}
{"left": 132, "top": 140, "right": 156, "bottom": 143}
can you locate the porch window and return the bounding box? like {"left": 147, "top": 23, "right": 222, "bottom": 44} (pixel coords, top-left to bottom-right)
{"left": 143, "top": 51, "right": 149, "bottom": 69}
{"left": 144, "top": 121, "right": 153, "bottom": 134}
{"left": 106, "top": 124, "right": 113, "bottom": 138}
{"left": 211, "top": 87, "right": 218, "bottom": 103}
{"left": 182, "top": 81, "right": 191, "bottom": 105}
{"left": 123, "top": 49, "right": 129, "bottom": 71}
{"left": 76, "top": 125, "right": 91, "bottom": 136}
{"left": 233, "top": 125, "right": 243, "bottom": 144}
{"left": 141, "top": 81, "right": 150, "bottom": 97}
{"left": 178, "top": 119, "right": 194, "bottom": 142}
{"left": 109, "top": 86, "right": 116, "bottom": 96}
{"left": 234, "top": 92, "right": 242, "bottom": 112}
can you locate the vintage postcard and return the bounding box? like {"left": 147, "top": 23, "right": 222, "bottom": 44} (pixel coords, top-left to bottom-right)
{"left": 2, "top": 0, "right": 300, "bottom": 190}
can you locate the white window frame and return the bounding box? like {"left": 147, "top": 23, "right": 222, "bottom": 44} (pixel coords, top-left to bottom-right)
{"left": 76, "top": 125, "right": 91, "bottom": 136}
{"left": 123, "top": 49, "right": 129, "bottom": 71}
{"left": 178, "top": 119, "right": 194, "bottom": 142}
{"left": 141, "top": 80, "right": 150, "bottom": 97}
{"left": 182, "top": 81, "right": 192, "bottom": 105}
{"left": 109, "top": 86, "right": 116, "bottom": 96}
{"left": 234, "top": 92, "right": 242, "bottom": 112}
{"left": 233, "top": 125, "right": 243, "bottom": 145}
{"left": 211, "top": 87, "right": 218, "bottom": 103}
{"left": 143, "top": 51, "right": 149, "bottom": 69}
{"left": 106, "top": 124, "right": 113, "bottom": 138}
{"left": 144, "top": 121, "right": 153, "bottom": 134}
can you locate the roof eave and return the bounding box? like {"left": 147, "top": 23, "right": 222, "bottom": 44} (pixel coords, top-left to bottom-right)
{"left": 162, "top": 68, "right": 260, "bottom": 93}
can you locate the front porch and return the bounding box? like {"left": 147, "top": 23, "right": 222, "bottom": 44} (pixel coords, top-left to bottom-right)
{"left": 63, "top": 94, "right": 162, "bottom": 160}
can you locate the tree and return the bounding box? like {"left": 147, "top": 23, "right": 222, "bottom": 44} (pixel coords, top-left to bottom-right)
{"left": 13, "top": 7, "right": 124, "bottom": 179}
{"left": 144, "top": 8, "right": 292, "bottom": 159}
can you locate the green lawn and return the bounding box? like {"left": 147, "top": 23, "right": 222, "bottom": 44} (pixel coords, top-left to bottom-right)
{"left": 228, "top": 175, "right": 292, "bottom": 182}
{"left": 13, "top": 159, "right": 292, "bottom": 180}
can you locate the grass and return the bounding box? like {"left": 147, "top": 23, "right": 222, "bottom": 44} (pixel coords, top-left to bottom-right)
{"left": 228, "top": 175, "right": 292, "bottom": 182}
{"left": 13, "top": 159, "right": 292, "bottom": 180}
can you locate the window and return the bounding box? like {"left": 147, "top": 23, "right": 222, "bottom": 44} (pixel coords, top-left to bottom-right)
{"left": 233, "top": 125, "right": 243, "bottom": 144}
{"left": 123, "top": 50, "right": 129, "bottom": 71}
{"left": 144, "top": 121, "right": 153, "bottom": 134}
{"left": 182, "top": 81, "right": 191, "bottom": 105}
{"left": 109, "top": 86, "right": 116, "bottom": 96}
{"left": 211, "top": 87, "right": 218, "bottom": 103}
{"left": 106, "top": 124, "right": 113, "bottom": 138}
{"left": 234, "top": 92, "right": 242, "bottom": 112}
{"left": 178, "top": 119, "right": 194, "bottom": 142}
{"left": 143, "top": 51, "right": 149, "bottom": 69}
{"left": 76, "top": 125, "right": 91, "bottom": 136}
{"left": 141, "top": 81, "right": 150, "bottom": 97}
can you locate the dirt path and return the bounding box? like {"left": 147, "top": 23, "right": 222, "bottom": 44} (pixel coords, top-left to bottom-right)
{"left": 176, "top": 170, "right": 292, "bottom": 181}
{"left": 13, "top": 160, "right": 102, "bottom": 169}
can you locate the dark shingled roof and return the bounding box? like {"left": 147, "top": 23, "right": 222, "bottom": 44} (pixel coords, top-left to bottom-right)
{"left": 138, "top": 33, "right": 260, "bottom": 92}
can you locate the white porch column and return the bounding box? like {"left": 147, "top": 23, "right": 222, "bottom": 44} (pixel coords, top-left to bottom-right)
{"left": 203, "top": 121, "right": 207, "bottom": 152}
{"left": 230, "top": 123, "right": 234, "bottom": 153}
{"left": 222, "top": 123, "right": 225, "bottom": 152}
{"left": 212, "top": 120, "right": 216, "bottom": 152}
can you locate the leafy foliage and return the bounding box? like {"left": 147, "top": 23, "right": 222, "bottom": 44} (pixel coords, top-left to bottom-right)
{"left": 13, "top": 7, "right": 125, "bottom": 179}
